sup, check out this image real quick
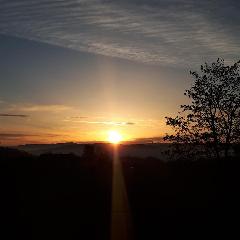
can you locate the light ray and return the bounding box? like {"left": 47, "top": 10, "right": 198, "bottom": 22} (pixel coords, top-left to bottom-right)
{"left": 111, "top": 145, "right": 133, "bottom": 240}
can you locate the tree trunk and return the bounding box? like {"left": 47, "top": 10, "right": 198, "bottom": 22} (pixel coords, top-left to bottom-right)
{"left": 213, "top": 144, "right": 220, "bottom": 161}
{"left": 224, "top": 144, "right": 230, "bottom": 159}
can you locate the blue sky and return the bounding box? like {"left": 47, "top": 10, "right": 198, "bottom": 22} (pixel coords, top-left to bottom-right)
{"left": 0, "top": 0, "right": 239, "bottom": 145}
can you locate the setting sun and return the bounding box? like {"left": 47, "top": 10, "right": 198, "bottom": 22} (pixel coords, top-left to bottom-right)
{"left": 107, "top": 130, "right": 122, "bottom": 144}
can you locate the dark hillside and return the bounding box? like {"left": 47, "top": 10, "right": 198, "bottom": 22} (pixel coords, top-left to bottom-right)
{"left": 0, "top": 147, "right": 239, "bottom": 239}
{"left": 0, "top": 148, "right": 112, "bottom": 240}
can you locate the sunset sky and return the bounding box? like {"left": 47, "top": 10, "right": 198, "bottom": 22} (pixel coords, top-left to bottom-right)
{"left": 0, "top": 0, "right": 240, "bottom": 145}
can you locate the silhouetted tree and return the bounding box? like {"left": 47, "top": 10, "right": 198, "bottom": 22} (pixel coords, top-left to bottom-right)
{"left": 164, "top": 59, "right": 240, "bottom": 159}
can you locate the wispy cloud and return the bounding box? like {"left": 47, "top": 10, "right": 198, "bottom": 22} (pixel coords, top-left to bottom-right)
{"left": 0, "top": 0, "right": 239, "bottom": 67}
{"left": 10, "top": 104, "right": 72, "bottom": 112}
{"left": 65, "top": 118, "right": 135, "bottom": 126}
{"left": 131, "top": 136, "right": 165, "bottom": 144}
{"left": 70, "top": 116, "right": 88, "bottom": 119}
{"left": 0, "top": 113, "right": 29, "bottom": 118}
{"left": 0, "top": 132, "right": 63, "bottom": 140}
{"left": 0, "top": 133, "right": 37, "bottom": 139}
{"left": 65, "top": 116, "right": 167, "bottom": 128}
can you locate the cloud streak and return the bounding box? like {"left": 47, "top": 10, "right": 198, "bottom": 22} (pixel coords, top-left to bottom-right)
{"left": 65, "top": 116, "right": 166, "bottom": 127}
{"left": 0, "top": 132, "right": 63, "bottom": 140}
{"left": 81, "top": 121, "right": 135, "bottom": 126}
{"left": 9, "top": 104, "right": 72, "bottom": 112}
{"left": 65, "top": 118, "right": 135, "bottom": 126}
{"left": 0, "top": 113, "right": 29, "bottom": 118}
{"left": 131, "top": 136, "right": 165, "bottom": 144}
{"left": 0, "top": 0, "right": 239, "bottom": 67}
{"left": 0, "top": 133, "right": 37, "bottom": 139}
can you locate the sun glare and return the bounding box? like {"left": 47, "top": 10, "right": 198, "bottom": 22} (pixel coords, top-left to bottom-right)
{"left": 107, "top": 130, "right": 122, "bottom": 144}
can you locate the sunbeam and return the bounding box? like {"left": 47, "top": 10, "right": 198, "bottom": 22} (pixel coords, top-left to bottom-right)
{"left": 111, "top": 145, "right": 133, "bottom": 240}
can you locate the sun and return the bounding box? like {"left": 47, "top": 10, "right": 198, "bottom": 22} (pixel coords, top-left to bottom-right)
{"left": 107, "top": 130, "right": 122, "bottom": 144}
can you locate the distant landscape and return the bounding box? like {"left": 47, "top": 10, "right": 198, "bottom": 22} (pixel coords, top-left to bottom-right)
{"left": 1, "top": 145, "right": 240, "bottom": 239}
{"left": 17, "top": 143, "right": 171, "bottom": 159}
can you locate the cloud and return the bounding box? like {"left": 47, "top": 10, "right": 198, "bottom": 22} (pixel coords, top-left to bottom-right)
{"left": 125, "top": 122, "right": 135, "bottom": 125}
{"left": 65, "top": 116, "right": 165, "bottom": 127}
{"left": 131, "top": 136, "right": 165, "bottom": 143}
{"left": 0, "top": 0, "right": 239, "bottom": 67}
{"left": 0, "top": 132, "right": 62, "bottom": 140}
{"left": 0, "top": 113, "right": 29, "bottom": 118}
{"left": 70, "top": 116, "right": 88, "bottom": 119}
{"left": 10, "top": 104, "right": 72, "bottom": 112}
{"left": 74, "top": 120, "right": 135, "bottom": 126}
{"left": 65, "top": 117, "right": 135, "bottom": 126}
{"left": 0, "top": 133, "right": 36, "bottom": 139}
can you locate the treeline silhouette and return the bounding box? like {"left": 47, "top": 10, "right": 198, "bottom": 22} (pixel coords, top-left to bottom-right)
{"left": 0, "top": 145, "right": 239, "bottom": 239}
{"left": 0, "top": 146, "right": 112, "bottom": 240}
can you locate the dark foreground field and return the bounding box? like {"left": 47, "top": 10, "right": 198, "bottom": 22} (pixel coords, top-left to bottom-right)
{"left": 0, "top": 146, "right": 239, "bottom": 239}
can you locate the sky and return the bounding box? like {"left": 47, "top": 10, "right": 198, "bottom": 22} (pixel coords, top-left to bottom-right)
{"left": 0, "top": 0, "right": 240, "bottom": 145}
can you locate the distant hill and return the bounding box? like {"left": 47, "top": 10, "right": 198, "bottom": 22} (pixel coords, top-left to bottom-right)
{"left": 17, "top": 142, "right": 85, "bottom": 156}
{"left": 0, "top": 147, "right": 31, "bottom": 159}
{"left": 17, "top": 143, "right": 171, "bottom": 160}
